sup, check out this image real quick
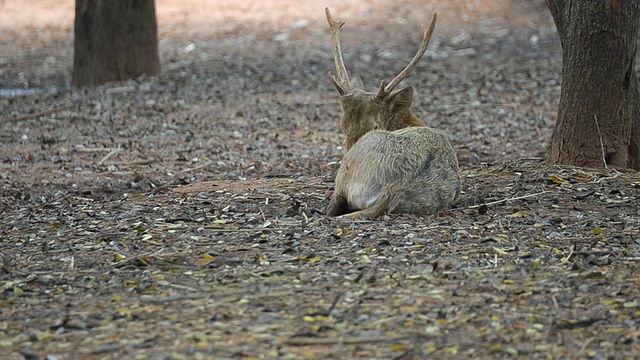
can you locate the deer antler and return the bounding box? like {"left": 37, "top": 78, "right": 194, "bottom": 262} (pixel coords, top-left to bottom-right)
{"left": 375, "top": 13, "right": 437, "bottom": 102}
{"left": 326, "top": 8, "right": 350, "bottom": 95}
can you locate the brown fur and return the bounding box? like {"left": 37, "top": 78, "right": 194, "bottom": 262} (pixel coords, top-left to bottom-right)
{"left": 339, "top": 84, "right": 425, "bottom": 150}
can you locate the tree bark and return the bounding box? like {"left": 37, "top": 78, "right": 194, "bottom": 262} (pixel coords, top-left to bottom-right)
{"left": 547, "top": 0, "right": 640, "bottom": 169}
{"left": 72, "top": 0, "right": 160, "bottom": 88}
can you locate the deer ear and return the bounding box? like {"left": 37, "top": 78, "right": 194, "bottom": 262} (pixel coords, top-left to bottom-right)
{"left": 386, "top": 86, "right": 414, "bottom": 114}
{"left": 350, "top": 75, "right": 365, "bottom": 90}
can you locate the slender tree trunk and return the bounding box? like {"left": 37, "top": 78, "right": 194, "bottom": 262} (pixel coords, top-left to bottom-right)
{"left": 72, "top": 0, "right": 159, "bottom": 88}
{"left": 547, "top": 0, "right": 640, "bottom": 169}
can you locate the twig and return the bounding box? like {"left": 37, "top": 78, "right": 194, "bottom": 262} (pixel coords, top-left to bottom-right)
{"left": 97, "top": 147, "right": 121, "bottom": 166}
{"left": 165, "top": 283, "right": 199, "bottom": 292}
{"left": 594, "top": 114, "right": 607, "bottom": 169}
{"left": 8, "top": 105, "right": 74, "bottom": 123}
{"left": 438, "top": 102, "right": 518, "bottom": 109}
{"left": 465, "top": 191, "right": 546, "bottom": 209}
{"left": 561, "top": 244, "right": 575, "bottom": 264}
{"left": 139, "top": 293, "right": 207, "bottom": 304}
{"left": 579, "top": 338, "right": 595, "bottom": 356}
{"left": 282, "top": 335, "right": 407, "bottom": 346}
{"left": 72, "top": 196, "right": 95, "bottom": 202}
{"left": 179, "top": 163, "right": 208, "bottom": 173}
{"left": 112, "top": 252, "right": 153, "bottom": 267}
{"left": 620, "top": 257, "right": 640, "bottom": 261}
{"left": 327, "top": 291, "right": 343, "bottom": 315}
{"left": 106, "top": 159, "right": 154, "bottom": 167}
{"left": 205, "top": 227, "right": 300, "bottom": 232}
{"left": 104, "top": 85, "right": 135, "bottom": 93}
{"left": 88, "top": 343, "right": 126, "bottom": 354}
{"left": 76, "top": 147, "right": 120, "bottom": 153}
{"left": 411, "top": 224, "right": 448, "bottom": 231}
{"left": 140, "top": 289, "right": 297, "bottom": 304}
{"left": 596, "top": 170, "right": 620, "bottom": 183}
{"left": 103, "top": 171, "right": 136, "bottom": 175}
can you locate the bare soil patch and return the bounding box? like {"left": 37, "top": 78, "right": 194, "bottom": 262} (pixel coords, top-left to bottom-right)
{"left": 1, "top": 1, "right": 639, "bottom": 359}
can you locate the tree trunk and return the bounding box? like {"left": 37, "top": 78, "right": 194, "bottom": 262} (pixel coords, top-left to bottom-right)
{"left": 547, "top": 0, "right": 640, "bottom": 169}
{"left": 72, "top": 0, "right": 159, "bottom": 88}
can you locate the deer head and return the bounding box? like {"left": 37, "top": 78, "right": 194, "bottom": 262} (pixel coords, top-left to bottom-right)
{"left": 325, "top": 8, "right": 437, "bottom": 150}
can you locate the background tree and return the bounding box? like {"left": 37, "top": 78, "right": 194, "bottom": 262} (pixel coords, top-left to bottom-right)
{"left": 72, "top": 0, "right": 159, "bottom": 88}
{"left": 547, "top": 0, "right": 640, "bottom": 169}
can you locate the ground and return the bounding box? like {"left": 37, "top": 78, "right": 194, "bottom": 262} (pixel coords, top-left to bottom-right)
{"left": 1, "top": 1, "right": 639, "bottom": 359}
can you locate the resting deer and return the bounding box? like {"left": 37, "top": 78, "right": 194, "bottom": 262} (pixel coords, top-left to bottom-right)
{"left": 325, "top": 8, "right": 460, "bottom": 219}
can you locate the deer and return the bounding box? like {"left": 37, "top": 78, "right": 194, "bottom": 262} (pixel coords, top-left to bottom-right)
{"left": 325, "top": 8, "right": 461, "bottom": 219}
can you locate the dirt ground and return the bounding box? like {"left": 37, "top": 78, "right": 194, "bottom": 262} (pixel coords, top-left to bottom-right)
{"left": 2, "top": 0, "right": 640, "bottom": 359}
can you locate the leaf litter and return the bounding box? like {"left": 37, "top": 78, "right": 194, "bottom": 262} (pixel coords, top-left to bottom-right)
{"left": 1, "top": 0, "right": 639, "bottom": 359}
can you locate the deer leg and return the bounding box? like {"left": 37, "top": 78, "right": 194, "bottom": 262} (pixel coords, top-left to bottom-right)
{"left": 327, "top": 193, "right": 350, "bottom": 216}
{"left": 337, "top": 209, "right": 367, "bottom": 220}
{"left": 336, "top": 184, "right": 403, "bottom": 220}
{"left": 336, "top": 201, "right": 391, "bottom": 220}
{"left": 339, "top": 205, "right": 387, "bottom": 220}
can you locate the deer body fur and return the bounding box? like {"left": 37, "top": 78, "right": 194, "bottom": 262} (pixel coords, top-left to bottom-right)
{"left": 325, "top": 8, "right": 460, "bottom": 219}
{"left": 328, "top": 126, "right": 460, "bottom": 218}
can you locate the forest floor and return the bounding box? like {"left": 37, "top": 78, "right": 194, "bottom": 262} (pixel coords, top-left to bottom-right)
{"left": 1, "top": 1, "right": 639, "bottom": 359}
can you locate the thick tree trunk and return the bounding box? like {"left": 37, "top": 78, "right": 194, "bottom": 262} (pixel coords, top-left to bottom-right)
{"left": 72, "top": 0, "right": 159, "bottom": 88}
{"left": 547, "top": 0, "right": 640, "bottom": 169}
